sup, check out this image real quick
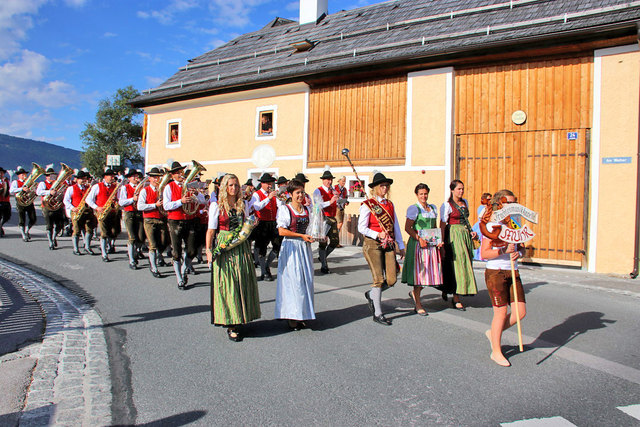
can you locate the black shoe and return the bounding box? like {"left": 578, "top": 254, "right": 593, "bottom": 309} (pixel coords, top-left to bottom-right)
{"left": 265, "top": 272, "right": 274, "bottom": 282}
{"left": 373, "top": 314, "right": 392, "bottom": 325}
{"left": 73, "top": 250, "right": 83, "bottom": 256}
{"left": 227, "top": 328, "right": 242, "bottom": 342}
{"left": 129, "top": 263, "right": 137, "bottom": 270}
{"left": 151, "top": 270, "right": 162, "bottom": 278}
{"left": 108, "top": 247, "right": 116, "bottom": 254}
{"left": 49, "top": 244, "right": 55, "bottom": 250}
{"left": 452, "top": 300, "right": 466, "bottom": 311}
{"left": 320, "top": 266, "right": 330, "bottom": 274}
{"left": 178, "top": 281, "right": 186, "bottom": 290}
{"left": 258, "top": 274, "right": 265, "bottom": 281}
{"left": 158, "top": 259, "right": 167, "bottom": 267}
{"left": 102, "top": 256, "right": 110, "bottom": 263}
{"left": 0, "top": 227, "right": 4, "bottom": 237}
{"left": 54, "top": 239, "right": 58, "bottom": 247}
{"left": 85, "top": 248, "right": 96, "bottom": 255}
{"left": 26, "top": 232, "right": 31, "bottom": 241}
{"left": 364, "top": 291, "right": 374, "bottom": 315}
{"left": 441, "top": 292, "right": 448, "bottom": 302}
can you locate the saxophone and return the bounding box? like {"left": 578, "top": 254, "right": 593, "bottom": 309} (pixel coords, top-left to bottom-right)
{"left": 43, "top": 163, "right": 74, "bottom": 210}
{"left": 156, "top": 172, "right": 172, "bottom": 216}
{"left": 97, "top": 179, "right": 127, "bottom": 222}
{"left": 16, "top": 163, "right": 46, "bottom": 207}
{"left": 72, "top": 180, "right": 97, "bottom": 222}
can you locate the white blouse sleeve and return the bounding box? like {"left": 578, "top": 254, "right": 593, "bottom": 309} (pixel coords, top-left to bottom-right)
{"left": 405, "top": 204, "right": 418, "bottom": 220}
{"left": 207, "top": 202, "right": 220, "bottom": 230}
{"left": 440, "top": 202, "right": 452, "bottom": 223}
{"left": 276, "top": 204, "right": 291, "bottom": 229}
{"left": 357, "top": 203, "right": 379, "bottom": 240}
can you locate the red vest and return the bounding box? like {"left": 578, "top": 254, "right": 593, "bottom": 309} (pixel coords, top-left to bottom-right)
{"left": 218, "top": 208, "right": 243, "bottom": 231}
{"left": 71, "top": 184, "right": 88, "bottom": 207}
{"left": 335, "top": 184, "right": 347, "bottom": 199}
{"left": 0, "top": 178, "right": 10, "bottom": 202}
{"left": 41, "top": 180, "right": 54, "bottom": 203}
{"left": 255, "top": 190, "right": 277, "bottom": 222}
{"left": 318, "top": 186, "right": 337, "bottom": 218}
{"left": 95, "top": 182, "right": 116, "bottom": 207}
{"left": 123, "top": 184, "right": 136, "bottom": 212}
{"left": 167, "top": 181, "right": 193, "bottom": 220}
{"left": 142, "top": 186, "right": 162, "bottom": 219}
{"left": 16, "top": 180, "right": 24, "bottom": 188}
{"left": 447, "top": 201, "right": 465, "bottom": 225}
{"left": 367, "top": 200, "right": 395, "bottom": 233}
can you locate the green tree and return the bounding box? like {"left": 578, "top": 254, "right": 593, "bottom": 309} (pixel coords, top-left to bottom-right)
{"left": 80, "top": 86, "right": 143, "bottom": 176}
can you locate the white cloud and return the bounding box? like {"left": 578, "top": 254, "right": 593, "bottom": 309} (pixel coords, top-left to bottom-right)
{"left": 0, "top": 0, "right": 47, "bottom": 61}
{"left": 103, "top": 32, "right": 117, "bottom": 38}
{"left": 136, "top": 0, "right": 199, "bottom": 25}
{"left": 63, "top": 0, "right": 88, "bottom": 7}
{"left": 285, "top": 1, "right": 298, "bottom": 12}
{"left": 0, "top": 110, "right": 53, "bottom": 138}
{"left": 208, "top": 38, "right": 227, "bottom": 49}
{"left": 145, "top": 76, "right": 166, "bottom": 87}
{"left": 209, "top": 0, "right": 270, "bottom": 28}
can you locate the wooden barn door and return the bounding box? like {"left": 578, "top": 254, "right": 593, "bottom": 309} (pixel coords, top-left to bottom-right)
{"left": 455, "top": 58, "right": 593, "bottom": 266}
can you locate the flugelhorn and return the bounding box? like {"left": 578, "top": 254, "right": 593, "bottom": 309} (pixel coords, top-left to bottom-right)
{"left": 15, "top": 162, "right": 46, "bottom": 207}
{"left": 182, "top": 160, "right": 207, "bottom": 216}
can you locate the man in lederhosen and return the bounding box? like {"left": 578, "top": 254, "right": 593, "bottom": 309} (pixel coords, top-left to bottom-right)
{"left": 334, "top": 176, "right": 349, "bottom": 248}
{"left": 36, "top": 167, "right": 65, "bottom": 250}
{"left": 163, "top": 161, "right": 205, "bottom": 289}
{"left": 86, "top": 168, "right": 119, "bottom": 262}
{"left": 0, "top": 167, "right": 11, "bottom": 237}
{"left": 119, "top": 169, "right": 145, "bottom": 269}
{"left": 250, "top": 173, "right": 279, "bottom": 281}
{"left": 313, "top": 170, "right": 339, "bottom": 274}
{"left": 63, "top": 170, "right": 97, "bottom": 255}
{"left": 9, "top": 166, "right": 37, "bottom": 241}
{"left": 137, "top": 167, "right": 167, "bottom": 278}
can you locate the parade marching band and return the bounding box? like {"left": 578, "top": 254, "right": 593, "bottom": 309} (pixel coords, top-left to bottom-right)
{"left": 0, "top": 160, "right": 529, "bottom": 365}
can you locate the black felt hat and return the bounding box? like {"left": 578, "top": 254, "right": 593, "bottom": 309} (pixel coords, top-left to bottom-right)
{"left": 15, "top": 166, "right": 28, "bottom": 175}
{"left": 244, "top": 179, "right": 254, "bottom": 186}
{"left": 368, "top": 172, "right": 393, "bottom": 188}
{"left": 102, "top": 168, "right": 116, "bottom": 177}
{"left": 293, "top": 173, "right": 309, "bottom": 183}
{"left": 320, "top": 170, "right": 335, "bottom": 180}
{"left": 276, "top": 176, "right": 288, "bottom": 185}
{"left": 125, "top": 168, "right": 142, "bottom": 178}
{"left": 44, "top": 167, "right": 56, "bottom": 175}
{"left": 76, "top": 171, "right": 89, "bottom": 179}
{"left": 168, "top": 161, "right": 186, "bottom": 173}
{"left": 0, "top": 166, "right": 6, "bottom": 173}
{"left": 258, "top": 173, "right": 276, "bottom": 183}
{"left": 146, "top": 167, "right": 164, "bottom": 177}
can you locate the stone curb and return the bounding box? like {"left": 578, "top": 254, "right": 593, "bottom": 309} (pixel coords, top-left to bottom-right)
{"left": 0, "top": 260, "right": 112, "bottom": 426}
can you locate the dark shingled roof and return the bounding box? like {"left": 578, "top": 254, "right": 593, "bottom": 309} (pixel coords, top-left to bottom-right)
{"left": 132, "top": 0, "right": 640, "bottom": 107}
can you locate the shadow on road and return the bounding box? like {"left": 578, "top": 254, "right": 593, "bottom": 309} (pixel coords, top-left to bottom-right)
{"left": 112, "top": 409, "right": 207, "bottom": 427}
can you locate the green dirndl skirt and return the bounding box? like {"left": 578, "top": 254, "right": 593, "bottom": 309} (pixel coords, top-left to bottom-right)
{"left": 442, "top": 224, "right": 477, "bottom": 296}
{"left": 210, "top": 230, "right": 261, "bottom": 326}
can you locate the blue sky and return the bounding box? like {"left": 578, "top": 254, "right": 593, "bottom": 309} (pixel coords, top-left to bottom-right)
{"left": 0, "top": 0, "right": 376, "bottom": 151}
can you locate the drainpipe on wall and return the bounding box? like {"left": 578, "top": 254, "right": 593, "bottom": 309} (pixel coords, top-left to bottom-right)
{"left": 632, "top": 25, "right": 640, "bottom": 279}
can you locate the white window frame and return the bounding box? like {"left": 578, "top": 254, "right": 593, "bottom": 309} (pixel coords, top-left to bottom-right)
{"left": 345, "top": 175, "right": 369, "bottom": 201}
{"left": 248, "top": 168, "right": 279, "bottom": 187}
{"left": 255, "top": 105, "right": 277, "bottom": 140}
{"left": 166, "top": 118, "right": 182, "bottom": 148}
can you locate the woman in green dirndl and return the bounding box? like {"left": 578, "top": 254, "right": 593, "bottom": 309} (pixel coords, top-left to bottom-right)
{"left": 206, "top": 174, "right": 261, "bottom": 342}
{"left": 402, "top": 183, "right": 443, "bottom": 316}
{"left": 439, "top": 179, "right": 478, "bottom": 311}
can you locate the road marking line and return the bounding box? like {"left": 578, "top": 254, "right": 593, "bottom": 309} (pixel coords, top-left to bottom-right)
{"left": 500, "top": 416, "right": 576, "bottom": 426}
{"left": 617, "top": 404, "right": 640, "bottom": 420}
{"left": 314, "top": 281, "right": 640, "bottom": 386}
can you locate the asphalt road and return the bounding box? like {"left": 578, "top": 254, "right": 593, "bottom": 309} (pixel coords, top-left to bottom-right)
{"left": 1, "top": 213, "right": 640, "bottom": 426}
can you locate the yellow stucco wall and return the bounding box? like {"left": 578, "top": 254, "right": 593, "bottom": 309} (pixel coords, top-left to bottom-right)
{"left": 595, "top": 47, "right": 640, "bottom": 274}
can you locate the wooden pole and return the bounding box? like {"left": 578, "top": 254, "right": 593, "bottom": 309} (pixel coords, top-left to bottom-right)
{"left": 510, "top": 257, "right": 524, "bottom": 352}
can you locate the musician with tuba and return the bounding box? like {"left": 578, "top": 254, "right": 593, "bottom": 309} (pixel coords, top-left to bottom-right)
{"left": 86, "top": 168, "right": 120, "bottom": 262}
{"left": 163, "top": 161, "right": 207, "bottom": 290}
{"left": 119, "top": 169, "right": 146, "bottom": 270}
{"left": 137, "top": 167, "right": 169, "bottom": 278}
{"left": 36, "top": 166, "right": 68, "bottom": 250}
{"left": 10, "top": 165, "right": 40, "bottom": 241}
{"left": 63, "top": 170, "right": 97, "bottom": 255}
{"left": 0, "top": 167, "right": 11, "bottom": 237}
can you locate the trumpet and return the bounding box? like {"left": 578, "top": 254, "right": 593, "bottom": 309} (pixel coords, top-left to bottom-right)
{"left": 16, "top": 162, "right": 46, "bottom": 207}
{"left": 182, "top": 160, "right": 207, "bottom": 216}
{"left": 43, "top": 163, "right": 74, "bottom": 210}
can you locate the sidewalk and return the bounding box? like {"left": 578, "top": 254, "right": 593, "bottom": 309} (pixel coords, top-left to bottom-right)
{"left": 0, "top": 259, "right": 112, "bottom": 426}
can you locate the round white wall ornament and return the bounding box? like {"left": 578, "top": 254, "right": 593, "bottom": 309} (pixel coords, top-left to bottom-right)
{"left": 252, "top": 144, "right": 276, "bottom": 169}
{"left": 511, "top": 110, "right": 527, "bottom": 125}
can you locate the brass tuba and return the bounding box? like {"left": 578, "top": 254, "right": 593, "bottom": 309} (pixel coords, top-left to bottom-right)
{"left": 16, "top": 163, "right": 46, "bottom": 207}
{"left": 43, "top": 163, "right": 74, "bottom": 210}
{"left": 182, "top": 160, "right": 207, "bottom": 216}
{"left": 156, "top": 171, "right": 172, "bottom": 216}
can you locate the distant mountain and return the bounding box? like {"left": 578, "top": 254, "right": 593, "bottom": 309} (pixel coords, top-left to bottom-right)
{"left": 0, "top": 133, "right": 83, "bottom": 172}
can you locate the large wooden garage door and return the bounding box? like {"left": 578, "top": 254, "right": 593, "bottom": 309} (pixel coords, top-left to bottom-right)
{"left": 455, "top": 58, "right": 593, "bottom": 266}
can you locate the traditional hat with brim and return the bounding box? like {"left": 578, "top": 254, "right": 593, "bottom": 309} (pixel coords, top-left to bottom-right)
{"left": 168, "top": 161, "right": 186, "bottom": 173}
{"left": 76, "top": 171, "right": 89, "bottom": 179}
{"left": 368, "top": 172, "right": 393, "bottom": 188}
{"left": 320, "top": 170, "right": 335, "bottom": 180}
{"left": 0, "top": 167, "right": 6, "bottom": 173}
{"left": 294, "top": 173, "right": 309, "bottom": 183}
{"left": 277, "top": 176, "right": 288, "bottom": 185}
{"left": 103, "top": 168, "right": 116, "bottom": 177}
{"left": 15, "top": 166, "right": 28, "bottom": 175}
{"left": 258, "top": 173, "right": 276, "bottom": 183}
{"left": 146, "top": 167, "right": 164, "bottom": 176}
{"left": 44, "top": 167, "right": 56, "bottom": 175}
{"left": 125, "top": 169, "right": 142, "bottom": 178}
{"left": 244, "top": 179, "right": 254, "bottom": 186}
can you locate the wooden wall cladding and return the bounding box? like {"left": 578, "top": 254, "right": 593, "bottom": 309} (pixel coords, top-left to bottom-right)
{"left": 308, "top": 76, "right": 407, "bottom": 167}
{"left": 455, "top": 57, "right": 593, "bottom": 134}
